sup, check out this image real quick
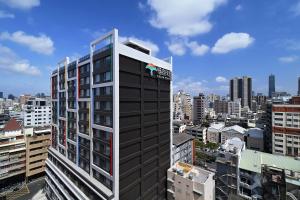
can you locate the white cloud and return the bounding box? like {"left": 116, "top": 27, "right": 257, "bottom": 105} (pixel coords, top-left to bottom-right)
{"left": 166, "top": 38, "right": 209, "bottom": 56}
{"left": 82, "top": 28, "right": 107, "bottom": 39}
{"left": 290, "top": 1, "right": 300, "bottom": 16}
{"left": 0, "top": 0, "right": 40, "bottom": 10}
{"left": 186, "top": 41, "right": 209, "bottom": 56}
{"left": 146, "top": 0, "right": 227, "bottom": 37}
{"left": 215, "top": 76, "right": 227, "bottom": 82}
{"left": 0, "top": 44, "right": 41, "bottom": 75}
{"left": 119, "top": 36, "right": 159, "bottom": 56}
{"left": 274, "top": 39, "right": 300, "bottom": 51}
{"left": 212, "top": 32, "right": 254, "bottom": 54}
{"left": 0, "top": 31, "right": 54, "bottom": 55}
{"left": 278, "top": 56, "right": 298, "bottom": 63}
{"left": 173, "top": 77, "right": 208, "bottom": 96}
{"left": 0, "top": 10, "right": 15, "bottom": 18}
{"left": 165, "top": 39, "right": 186, "bottom": 56}
{"left": 235, "top": 4, "right": 242, "bottom": 11}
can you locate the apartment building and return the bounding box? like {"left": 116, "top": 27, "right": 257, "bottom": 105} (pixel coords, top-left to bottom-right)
{"left": 46, "top": 29, "right": 172, "bottom": 200}
{"left": 172, "top": 133, "right": 194, "bottom": 165}
{"left": 193, "top": 93, "right": 206, "bottom": 125}
{"left": 25, "top": 127, "right": 51, "bottom": 180}
{"left": 215, "top": 137, "right": 245, "bottom": 200}
{"left": 228, "top": 99, "right": 241, "bottom": 118}
{"left": 173, "top": 91, "right": 192, "bottom": 121}
{"left": 272, "top": 104, "right": 300, "bottom": 157}
{"left": 167, "top": 162, "right": 215, "bottom": 200}
{"left": 0, "top": 118, "right": 26, "bottom": 189}
{"left": 23, "top": 97, "right": 52, "bottom": 127}
{"left": 214, "top": 99, "right": 228, "bottom": 115}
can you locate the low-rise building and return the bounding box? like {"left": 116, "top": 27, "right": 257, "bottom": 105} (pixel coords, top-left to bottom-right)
{"left": 173, "top": 120, "right": 186, "bottom": 134}
{"left": 239, "top": 149, "right": 300, "bottom": 200}
{"left": 0, "top": 118, "right": 26, "bottom": 189}
{"left": 25, "top": 126, "right": 51, "bottom": 180}
{"left": 215, "top": 137, "right": 245, "bottom": 200}
{"left": 207, "top": 122, "right": 225, "bottom": 143}
{"left": 185, "top": 125, "right": 207, "bottom": 143}
{"left": 246, "top": 128, "right": 264, "bottom": 151}
{"left": 172, "top": 133, "right": 195, "bottom": 165}
{"left": 167, "top": 162, "right": 215, "bottom": 200}
{"left": 221, "top": 125, "right": 246, "bottom": 144}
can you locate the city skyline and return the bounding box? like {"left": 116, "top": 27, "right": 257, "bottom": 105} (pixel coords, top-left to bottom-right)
{"left": 1, "top": 0, "right": 300, "bottom": 96}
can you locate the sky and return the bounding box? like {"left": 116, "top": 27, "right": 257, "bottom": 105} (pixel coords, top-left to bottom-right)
{"left": 0, "top": 0, "right": 300, "bottom": 97}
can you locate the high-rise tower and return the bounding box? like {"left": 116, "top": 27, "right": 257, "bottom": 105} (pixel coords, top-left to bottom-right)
{"left": 269, "top": 74, "right": 275, "bottom": 98}
{"left": 46, "top": 29, "right": 172, "bottom": 200}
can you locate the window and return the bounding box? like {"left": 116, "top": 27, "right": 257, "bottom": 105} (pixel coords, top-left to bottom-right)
{"left": 95, "top": 74, "right": 100, "bottom": 83}
{"left": 104, "top": 72, "right": 111, "bottom": 82}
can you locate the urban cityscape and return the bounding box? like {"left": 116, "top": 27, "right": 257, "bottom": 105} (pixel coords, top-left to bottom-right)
{"left": 1, "top": 0, "right": 300, "bottom": 200}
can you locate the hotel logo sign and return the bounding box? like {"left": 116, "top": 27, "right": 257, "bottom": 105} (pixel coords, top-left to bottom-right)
{"left": 146, "top": 63, "right": 172, "bottom": 80}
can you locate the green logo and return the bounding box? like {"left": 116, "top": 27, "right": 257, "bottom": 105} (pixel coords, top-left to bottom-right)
{"left": 146, "top": 63, "right": 157, "bottom": 76}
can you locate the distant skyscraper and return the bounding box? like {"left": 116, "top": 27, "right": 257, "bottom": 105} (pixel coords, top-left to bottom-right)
{"left": 229, "top": 76, "right": 252, "bottom": 109}
{"left": 298, "top": 77, "right": 300, "bottom": 96}
{"left": 269, "top": 74, "right": 275, "bottom": 98}
{"left": 0, "top": 92, "right": 3, "bottom": 98}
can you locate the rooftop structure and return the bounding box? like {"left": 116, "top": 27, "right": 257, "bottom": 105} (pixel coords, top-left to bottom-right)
{"left": 167, "top": 162, "right": 215, "bottom": 200}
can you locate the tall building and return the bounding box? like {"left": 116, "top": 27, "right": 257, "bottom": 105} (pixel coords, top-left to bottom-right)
{"left": 23, "top": 97, "right": 52, "bottom": 127}
{"left": 167, "top": 162, "right": 215, "bottom": 200}
{"left": 46, "top": 29, "right": 172, "bottom": 200}
{"left": 298, "top": 77, "right": 300, "bottom": 96}
{"left": 269, "top": 74, "right": 275, "bottom": 98}
{"left": 214, "top": 99, "right": 228, "bottom": 114}
{"left": 0, "top": 118, "right": 26, "bottom": 190}
{"left": 272, "top": 103, "right": 300, "bottom": 157}
{"left": 173, "top": 91, "right": 192, "bottom": 121}
{"left": 229, "top": 76, "right": 252, "bottom": 109}
{"left": 193, "top": 93, "right": 206, "bottom": 125}
{"left": 0, "top": 92, "right": 3, "bottom": 99}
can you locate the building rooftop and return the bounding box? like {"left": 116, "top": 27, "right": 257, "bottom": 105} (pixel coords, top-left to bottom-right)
{"left": 169, "top": 162, "right": 213, "bottom": 184}
{"left": 2, "top": 118, "right": 21, "bottom": 132}
{"left": 185, "top": 125, "right": 204, "bottom": 131}
{"left": 220, "top": 137, "right": 245, "bottom": 153}
{"left": 222, "top": 125, "right": 246, "bottom": 134}
{"left": 247, "top": 128, "right": 263, "bottom": 138}
{"left": 173, "top": 133, "right": 194, "bottom": 146}
{"left": 239, "top": 149, "right": 300, "bottom": 174}
{"left": 208, "top": 122, "right": 225, "bottom": 132}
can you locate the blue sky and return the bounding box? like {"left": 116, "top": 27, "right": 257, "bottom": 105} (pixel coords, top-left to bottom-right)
{"left": 0, "top": 0, "right": 300, "bottom": 97}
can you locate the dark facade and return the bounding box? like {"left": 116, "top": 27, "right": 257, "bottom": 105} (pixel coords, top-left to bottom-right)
{"left": 119, "top": 55, "right": 170, "bottom": 199}
{"left": 298, "top": 77, "right": 300, "bottom": 96}
{"left": 269, "top": 74, "right": 275, "bottom": 98}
